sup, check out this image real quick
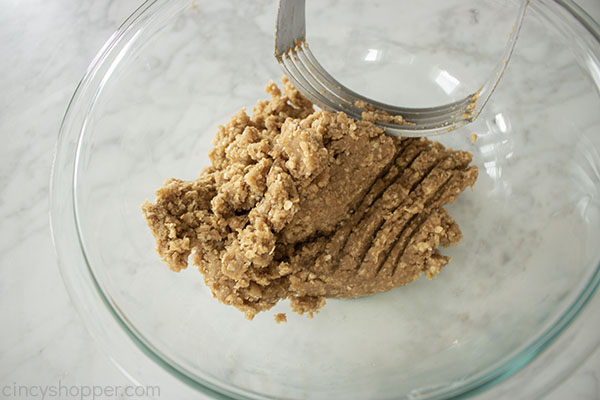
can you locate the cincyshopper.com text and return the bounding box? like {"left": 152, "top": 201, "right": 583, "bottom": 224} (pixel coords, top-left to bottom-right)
{"left": 2, "top": 381, "right": 160, "bottom": 399}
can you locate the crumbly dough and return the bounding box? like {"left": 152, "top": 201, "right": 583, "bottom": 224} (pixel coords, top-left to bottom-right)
{"left": 354, "top": 100, "right": 409, "bottom": 125}
{"left": 142, "top": 78, "right": 478, "bottom": 320}
{"left": 274, "top": 313, "right": 287, "bottom": 324}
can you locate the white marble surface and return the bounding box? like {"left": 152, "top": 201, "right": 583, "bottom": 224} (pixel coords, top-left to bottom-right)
{"left": 1, "top": 0, "right": 600, "bottom": 399}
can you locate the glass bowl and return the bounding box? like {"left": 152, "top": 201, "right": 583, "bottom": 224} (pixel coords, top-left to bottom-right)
{"left": 51, "top": 0, "right": 600, "bottom": 399}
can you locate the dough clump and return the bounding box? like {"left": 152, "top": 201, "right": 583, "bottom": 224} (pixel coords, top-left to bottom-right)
{"left": 142, "top": 78, "right": 478, "bottom": 319}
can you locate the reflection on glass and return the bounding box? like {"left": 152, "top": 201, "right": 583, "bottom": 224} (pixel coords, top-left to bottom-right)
{"left": 434, "top": 70, "right": 460, "bottom": 95}
{"left": 364, "top": 48, "right": 380, "bottom": 62}
{"left": 494, "top": 113, "right": 508, "bottom": 133}
{"left": 484, "top": 160, "right": 501, "bottom": 179}
{"left": 587, "top": 55, "right": 600, "bottom": 90}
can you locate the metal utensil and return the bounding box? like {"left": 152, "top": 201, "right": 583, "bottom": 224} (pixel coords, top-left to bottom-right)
{"left": 275, "top": 0, "right": 529, "bottom": 137}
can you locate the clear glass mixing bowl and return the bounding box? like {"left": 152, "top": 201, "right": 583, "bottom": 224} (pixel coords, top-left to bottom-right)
{"left": 51, "top": 0, "right": 600, "bottom": 399}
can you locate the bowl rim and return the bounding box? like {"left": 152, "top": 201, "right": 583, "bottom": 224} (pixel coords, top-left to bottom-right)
{"left": 50, "top": 0, "right": 600, "bottom": 399}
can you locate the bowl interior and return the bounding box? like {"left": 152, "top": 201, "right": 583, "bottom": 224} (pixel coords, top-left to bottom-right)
{"left": 72, "top": 0, "right": 600, "bottom": 398}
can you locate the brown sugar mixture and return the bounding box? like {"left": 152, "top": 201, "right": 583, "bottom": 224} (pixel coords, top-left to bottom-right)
{"left": 142, "top": 78, "right": 478, "bottom": 320}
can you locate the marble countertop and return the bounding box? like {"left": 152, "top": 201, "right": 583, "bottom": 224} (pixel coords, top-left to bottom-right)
{"left": 1, "top": 0, "right": 599, "bottom": 399}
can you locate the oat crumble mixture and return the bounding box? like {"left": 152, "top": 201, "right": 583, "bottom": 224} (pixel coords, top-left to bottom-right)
{"left": 142, "top": 78, "right": 478, "bottom": 320}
